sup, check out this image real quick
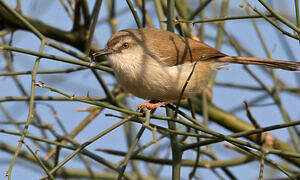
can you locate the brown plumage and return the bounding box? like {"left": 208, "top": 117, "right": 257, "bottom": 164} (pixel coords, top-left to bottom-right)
{"left": 115, "top": 28, "right": 300, "bottom": 71}
{"left": 94, "top": 28, "right": 300, "bottom": 109}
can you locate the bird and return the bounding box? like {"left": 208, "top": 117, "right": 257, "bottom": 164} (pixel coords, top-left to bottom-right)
{"left": 92, "top": 28, "right": 300, "bottom": 109}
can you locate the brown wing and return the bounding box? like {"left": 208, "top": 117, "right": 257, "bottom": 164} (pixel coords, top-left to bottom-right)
{"left": 143, "top": 28, "right": 227, "bottom": 66}
{"left": 119, "top": 28, "right": 226, "bottom": 66}
{"left": 118, "top": 29, "right": 299, "bottom": 71}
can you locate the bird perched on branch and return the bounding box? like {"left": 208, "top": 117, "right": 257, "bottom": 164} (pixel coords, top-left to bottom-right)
{"left": 93, "top": 28, "right": 300, "bottom": 109}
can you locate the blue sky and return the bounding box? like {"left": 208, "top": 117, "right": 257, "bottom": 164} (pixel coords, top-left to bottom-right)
{"left": 0, "top": 0, "right": 299, "bottom": 179}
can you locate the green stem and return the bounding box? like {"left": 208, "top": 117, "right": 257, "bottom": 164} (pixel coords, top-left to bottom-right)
{"left": 0, "top": 44, "right": 113, "bottom": 73}
{"left": 166, "top": 108, "right": 182, "bottom": 180}
{"left": 0, "top": 67, "right": 87, "bottom": 76}
{"left": 177, "top": 14, "right": 273, "bottom": 24}
{"left": 7, "top": 41, "right": 45, "bottom": 180}
{"left": 188, "top": 0, "right": 212, "bottom": 20}
{"left": 85, "top": 0, "right": 103, "bottom": 53}
{"left": 153, "top": 0, "right": 166, "bottom": 29}
{"left": 295, "top": 0, "right": 300, "bottom": 30}
{"left": 23, "top": 142, "right": 55, "bottom": 180}
{"left": 117, "top": 113, "right": 148, "bottom": 179}
{"left": 125, "top": 0, "right": 142, "bottom": 28}
{"left": 167, "top": 0, "right": 175, "bottom": 32}
{"left": 42, "top": 118, "right": 130, "bottom": 179}
{"left": 257, "top": 0, "right": 300, "bottom": 33}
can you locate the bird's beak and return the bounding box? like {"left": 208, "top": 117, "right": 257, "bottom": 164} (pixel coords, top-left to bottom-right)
{"left": 92, "top": 47, "right": 114, "bottom": 61}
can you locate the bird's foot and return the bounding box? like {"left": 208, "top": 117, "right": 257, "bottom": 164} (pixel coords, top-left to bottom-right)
{"left": 138, "top": 101, "right": 169, "bottom": 110}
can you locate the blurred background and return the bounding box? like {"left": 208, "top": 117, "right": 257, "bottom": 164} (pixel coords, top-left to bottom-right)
{"left": 0, "top": 0, "right": 299, "bottom": 179}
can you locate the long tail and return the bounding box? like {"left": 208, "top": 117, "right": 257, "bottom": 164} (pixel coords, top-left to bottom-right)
{"left": 214, "top": 56, "right": 300, "bottom": 71}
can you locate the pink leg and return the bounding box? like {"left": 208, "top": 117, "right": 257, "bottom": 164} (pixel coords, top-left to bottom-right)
{"left": 138, "top": 101, "right": 169, "bottom": 110}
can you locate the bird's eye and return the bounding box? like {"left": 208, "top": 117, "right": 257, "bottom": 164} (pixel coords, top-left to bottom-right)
{"left": 122, "top": 42, "right": 129, "bottom": 49}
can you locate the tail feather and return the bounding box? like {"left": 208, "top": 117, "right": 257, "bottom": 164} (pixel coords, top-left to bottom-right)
{"left": 214, "top": 56, "right": 300, "bottom": 71}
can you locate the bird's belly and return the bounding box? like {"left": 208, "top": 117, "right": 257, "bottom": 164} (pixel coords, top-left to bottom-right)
{"left": 114, "top": 67, "right": 177, "bottom": 101}
{"left": 113, "top": 61, "right": 213, "bottom": 101}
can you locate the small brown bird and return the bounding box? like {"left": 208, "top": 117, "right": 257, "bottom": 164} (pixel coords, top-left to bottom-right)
{"left": 93, "top": 28, "right": 300, "bottom": 109}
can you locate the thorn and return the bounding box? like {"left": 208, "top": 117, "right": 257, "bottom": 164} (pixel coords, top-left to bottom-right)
{"left": 70, "top": 94, "right": 75, "bottom": 100}
{"left": 74, "top": 106, "right": 99, "bottom": 112}
{"left": 261, "top": 132, "right": 275, "bottom": 149}
{"left": 152, "top": 126, "right": 157, "bottom": 141}
{"left": 74, "top": 107, "right": 89, "bottom": 112}
{"left": 34, "top": 81, "right": 45, "bottom": 88}
{"left": 239, "top": 2, "right": 247, "bottom": 8}
{"left": 204, "top": 163, "right": 211, "bottom": 168}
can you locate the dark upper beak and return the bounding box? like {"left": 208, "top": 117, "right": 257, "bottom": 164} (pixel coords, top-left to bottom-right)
{"left": 92, "top": 47, "right": 114, "bottom": 61}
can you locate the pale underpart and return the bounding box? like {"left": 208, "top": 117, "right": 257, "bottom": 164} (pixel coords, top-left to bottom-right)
{"left": 108, "top": 47, "right": 218, "bottom": 101}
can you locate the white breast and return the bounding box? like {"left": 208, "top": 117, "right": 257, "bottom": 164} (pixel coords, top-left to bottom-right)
{"left": 108, "top": 51, "right": 214, "bottom": 101}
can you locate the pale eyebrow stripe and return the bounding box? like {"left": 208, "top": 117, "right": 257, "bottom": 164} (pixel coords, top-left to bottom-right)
{"left": 108, "top": 34, "right": 131, "bottom": 47}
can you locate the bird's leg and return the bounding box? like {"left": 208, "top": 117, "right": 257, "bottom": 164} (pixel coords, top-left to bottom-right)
{"left": 138, "top": 100, "right": 172, "bottom": 110}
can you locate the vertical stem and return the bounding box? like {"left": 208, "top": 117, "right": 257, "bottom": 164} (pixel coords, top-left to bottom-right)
{"left": 134, "top": 0, "right": 154, "bottom": 28}
{"left": 215, "top": 1, "right": 229, "bottom": 50}
{"left": 188, "top": 0, "right": 212, "bottom": 20}
{"left": 296, "top": 0, "right": 300, "bottom": 28}
{"left": 23, "top": 141, "right": 55, "bottom": 180}
{"left": 207, "top": 0, "right": 229, "bottom": 91}
{"left": 16, "top": 0, "right": 21, "bottom": 10}
{"left": 257, "top": 0, "right": 300, "bottom": 33}
{"left": 117, "top": 126, "right": 146, "bottom": 180}
{"left": 0, "top": 3, "right": 48, "bottom": 177}
{"left": 125, "top": 0, "right": 142, "bottom": 28}
{"left": 42, "top": 118, "right": 129, "bottom": 179}
{"left": 123, "top": 119, "right": 141, "bottom": 178}
{"left": 153, "top": 0, "right": 166, "bottom": 29}
{"left": 142, "top": 0, "right": 146, "bottom": 27}
{"left": 167, "top": 0, "right": 175, "bottom": 32}
{"left": 188, "top": 99, "right": 201, "bottom": 180}
{"left": 106, "top": 0, "right": 117, "bottom": 34}
{"left": 258, "top": 151, "right": 265, "bottom": 180}
{"left": 85, "top": 0, "right": 103, "bottom": 53}
{"left": 202, "top": 92, "right": 209, "bottom": 127}
{"left": 166, "top": 108, "right": 182, "bottom": 180}
{"left": 246, "top": 5, "right": 299, "bottom": 150}
{"left": 175, "top": 0, "right": 191, "bottom": 37}
{"left": 199, "top": 1, "right": 206, "bottom": 41}
{"left": 2, "top": 38, "right": 48, "bottom": 151}
{"left": 117, "top": 112, "right": 150, "bottom": 180}
{"left": 295, "top": 0, "right": 300, "bottom": 41}
{"left": 7, "top": 41, "right": 45, "bottom": 179}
